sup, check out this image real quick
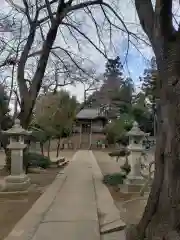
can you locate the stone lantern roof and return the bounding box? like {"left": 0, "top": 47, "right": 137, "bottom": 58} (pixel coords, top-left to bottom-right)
{"left": 127, "top": 121, "right": 149, "bottom": 137}
{"left": 3, "top": 119, "right": 32, "bottom": 136}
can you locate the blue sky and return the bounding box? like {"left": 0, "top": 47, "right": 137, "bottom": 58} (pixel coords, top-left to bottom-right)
{"left": 123, "top": 49, "right": 150, "bottom": 90}
{"left": 120, "top": 38, "right": 152, "bottom": 88}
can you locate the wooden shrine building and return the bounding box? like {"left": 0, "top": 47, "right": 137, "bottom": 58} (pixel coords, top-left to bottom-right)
{"left": 73, "top": 108, "right": 108, "bottom": 148}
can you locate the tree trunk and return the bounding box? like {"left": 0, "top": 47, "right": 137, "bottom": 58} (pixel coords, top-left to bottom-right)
{"left": 56, "top": 137, "right": 61, "bottom": 158}
{"left": 0, "top": 132, "right": 11, "bottom": 172}
{"left": 47, "top": 139, "right": 51, "bottom": 158}
{"left": 40, "top": 142, "right": 44, "bottom": 156}
{"left": 127, "top": 49, "right": 180, "bottom": 239}
{"left": 131, "top": 3, "right": 180, "bottom": 239}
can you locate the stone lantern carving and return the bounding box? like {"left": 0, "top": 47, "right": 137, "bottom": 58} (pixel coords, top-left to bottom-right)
{"left": 2, "top": 119, "right": 32, "bottom": 191}
{"left": 121, "top": 121, "right": 149, "bottom": 193}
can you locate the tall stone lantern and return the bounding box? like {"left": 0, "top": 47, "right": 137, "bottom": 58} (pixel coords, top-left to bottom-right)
{"left": 2, "top": 119, "right": 32, "bottom": 191}
{"left": 121, "top": 121, "right": 149, "bottom": 193}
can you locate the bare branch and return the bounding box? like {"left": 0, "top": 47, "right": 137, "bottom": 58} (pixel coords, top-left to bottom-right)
{"left": 8, "top": 22, "right": 23, "bottom": 107}
{"left": 45, "top": 0, "right": 55, "bottom": 23}
{"left": 67, "top": 0, "right": 102, "bottom": 12}
{"left": 84, "top": 6, "right": 107, "bottom": 55}
{"left": 6, "top": 0, "right": 26, "bottom": 14}
{"left": 61, "top": 22, "right": 107, "bottom": 58}
{"left": 17, "top": 24, "right": 37, "bottom": 101}
{"left": 22, "top": 0, "right": 32, "bottom": 23}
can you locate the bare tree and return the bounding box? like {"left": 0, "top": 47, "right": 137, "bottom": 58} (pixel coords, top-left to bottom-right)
{"left": 0, "top": 0, "right": 148, "bottom": 129}
{"left": 2, "top": 1, "right": 180, "bottom": 238}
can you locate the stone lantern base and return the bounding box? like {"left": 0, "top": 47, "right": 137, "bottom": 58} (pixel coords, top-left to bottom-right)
{"left": 120, "top": 176, "right": 150, "bottom": 194}
{"left": 3, "top": 174, "right": 30, "bottom": 192}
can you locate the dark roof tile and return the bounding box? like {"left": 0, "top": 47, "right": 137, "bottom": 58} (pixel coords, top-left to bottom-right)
{"left": 76, "top": 108, "right": 106, "bottom": 119}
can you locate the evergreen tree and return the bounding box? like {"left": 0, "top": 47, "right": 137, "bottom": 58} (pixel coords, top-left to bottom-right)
{"left": 84, "top": 57, "right": 134, "bottom": 119}
{"left": 141, "top": 57, "right": 159, "bottom": 135}
{"left": 104, "top": 56, "right": 123, "bottom": 80}
{"left": 96, "top": 56, "right": 124, "bottom": 118}
{"left": 101, "top": 56, "right": 123, "bottom": 98}
{"left": 116, "top": 77, "right": 134, "bottom": 114}
{"left": 141, "top": 57, "right": 158, "bottom": 109}
{"left": 132, "top": 92, "right": 154, "bottom": 135}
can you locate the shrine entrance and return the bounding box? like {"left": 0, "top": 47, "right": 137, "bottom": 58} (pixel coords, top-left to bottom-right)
{"left": 79, "top": 122, "right": 92, "bottom": 149}
{"left": 82, "top": 123, "right": 91, "bottom": 134}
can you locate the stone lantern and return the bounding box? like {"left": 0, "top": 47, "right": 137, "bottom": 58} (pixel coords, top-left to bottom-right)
{"left": 121, "top": 121, "right": 149, "bottom": 193}
{"left": 2, "top": 119, "right": 32, "bottom": 191}
{"left": 127, "top": 121, "right": 147, "bottom": 149}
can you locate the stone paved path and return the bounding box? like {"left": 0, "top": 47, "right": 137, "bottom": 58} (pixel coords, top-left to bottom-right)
{"left": 31, "top": 150, "right": 100, "bottom": 240}
{"left": 5, "top": 150, "right": 125, "bottom": 240}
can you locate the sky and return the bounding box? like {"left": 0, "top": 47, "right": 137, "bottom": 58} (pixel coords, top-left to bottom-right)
{"left": 65, "top": 42, "right": 152, "bottom": 102}
{"left": 0, "top": 0, "right": 153, "bottom": 103}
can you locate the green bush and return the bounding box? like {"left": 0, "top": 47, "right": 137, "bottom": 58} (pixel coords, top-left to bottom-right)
{"left": 103, "top": 173, "right": 126, "bottom": 186}
{"left": 24, "top": 152, "right": 51, "bottom": 169}
{"left": 108, "top": 149, "right": 130, "bottom": 157}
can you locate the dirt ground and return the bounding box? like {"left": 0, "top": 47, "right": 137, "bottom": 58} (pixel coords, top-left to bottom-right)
{"left": 93, "top": 150, "right": 147, "bottom": 225}
{"left": 93, "top": 151, "right": 139, "bottom": 201}
{"left": 0, "top": 150, "right": 75, "bottom": 240}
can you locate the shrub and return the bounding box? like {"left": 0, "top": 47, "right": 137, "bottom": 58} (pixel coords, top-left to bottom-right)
{"left": 24, "top": 152, "right": 51, "bottom": 169}
{"left": 103, "top": 173, "right": 126, "bottom": 186}
{"left": 108, "top": 148, "right": 130, "bottom": 162}
{"left": 108, "top": 149, "right": 130, "bottom": 157}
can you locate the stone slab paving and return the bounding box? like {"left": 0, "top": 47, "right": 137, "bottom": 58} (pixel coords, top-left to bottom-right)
{"left": 90, "top": 151, "right": 125, "bottom": 236}
{"left": 4, "top": 172, "right": 67, "bottom": 240}
{"left": 101, "top": 230, "right": 126, "bottom": 240}
{"left": 5, "top": 150, "right": 125, "bottom": 240}
{"left": 32, "top": 150, "right": 100, "bottom": 240}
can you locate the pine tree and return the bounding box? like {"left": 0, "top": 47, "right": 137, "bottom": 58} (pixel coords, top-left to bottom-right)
{"left": 95, "top": 56, "right": 124, "bottom": 117}
{"left": 140, "top": 57, "right": 159, "bottom": 135}
{"left": 141, "top": 57, "right": 158, "bottom": 108}
{"left": 101, "top": 56, "right": 123, "bottom": 98}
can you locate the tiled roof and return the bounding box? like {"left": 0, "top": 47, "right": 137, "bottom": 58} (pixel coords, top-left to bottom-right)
{"left": 76, "top": 108, "right": 106, "bottom": 119}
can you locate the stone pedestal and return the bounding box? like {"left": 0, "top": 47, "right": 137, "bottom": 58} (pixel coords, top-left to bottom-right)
{"left": 126, "top": 147, "right": 144, "bottom": 180}
{"left": 1, "top": 119, "right": 32, "bottom": 192}
{"left": 120, "top": 148, "right": 145, "bottom": 193}
{"left": 4, "top": 174, "right": 30, "bottom": 192}
{"left": 120, "top": 121, "right": 149, "bottom": 194}
{"left": 3, "top": 143, "right": 31, "bottom": 192}
{"left": 120, "top": 175, "right": 150, "bottom": 193}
